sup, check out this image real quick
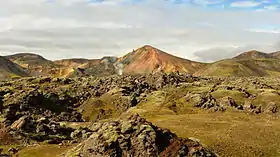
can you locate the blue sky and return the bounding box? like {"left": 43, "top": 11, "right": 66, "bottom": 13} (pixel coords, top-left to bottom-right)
{"left": 0, "top": 0, "right": 279, "bottom": 62}
{"left": 90, "top": 0, "right": 280, "bottom": 11}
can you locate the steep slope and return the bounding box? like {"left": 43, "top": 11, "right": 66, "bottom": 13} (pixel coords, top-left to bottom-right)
{"left": 0, "top": 56, "right": 29, "bottom": 79}
{"left": 118, "top": 45, "right": 206, "bottom": 74}
{"left": 196, "top": 50, "right": 280, "bottom": 77}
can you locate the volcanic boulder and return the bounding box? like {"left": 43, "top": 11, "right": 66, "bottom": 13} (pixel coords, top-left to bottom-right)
{"left": 63, "top": 114, "right": 217, "bottom": 157}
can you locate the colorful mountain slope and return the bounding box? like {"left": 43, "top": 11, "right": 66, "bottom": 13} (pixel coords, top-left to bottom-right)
{"left": 3, "top": 48, "right": 280, "bottom": 78}
{"left": 118, "top": 45, "right": 205, "bottom": 74}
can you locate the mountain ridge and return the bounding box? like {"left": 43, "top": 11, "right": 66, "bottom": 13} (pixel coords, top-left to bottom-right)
{"left": 196, "top": 49, "right": 280, "bottom": 76}
{"left": 1, "top": 46, "right": 280, "bottom": 79}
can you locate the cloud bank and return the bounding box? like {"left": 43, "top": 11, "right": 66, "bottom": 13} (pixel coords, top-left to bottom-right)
{"left": 0, "top": 0, "right": 279, "bottom": 61}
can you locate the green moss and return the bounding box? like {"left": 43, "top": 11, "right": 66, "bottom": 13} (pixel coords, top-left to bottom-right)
{"left": 211, "top": 90, "right": 245, "bottom": 105}
{"left": 16, "top": 144, "right": 72, "bottom": 157}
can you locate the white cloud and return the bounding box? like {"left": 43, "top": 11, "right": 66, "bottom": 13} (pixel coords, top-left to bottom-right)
{"left": 263, "top": 5, "right": 279, "bottom": 11}
{"left": 248, "top": 28, "right": 280, "bottom": 34}
{"left": 0, "top": 0, "right": 279, "bottom": 61}
{"left": 230, "top": 1, "right": 262, "bottom": 8}
{"left": 192, "top": 0, "right": 224, "bottom": 5}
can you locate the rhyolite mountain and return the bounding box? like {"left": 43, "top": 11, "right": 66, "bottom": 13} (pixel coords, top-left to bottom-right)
{"left": 2, "top": 46, "right": 280, "bottom": 79}
{"left": 118, "top": 45, "right": 206, "bottom": 74}
{"left": 2, "top": 45, "right": 206, "bottom": 78}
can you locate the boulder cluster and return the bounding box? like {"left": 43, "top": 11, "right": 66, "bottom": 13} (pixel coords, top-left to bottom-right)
{"left": 63, "top": 114, "right": 217, "bottom": 157}
{"left": 6, "top": 115, "right": 93, "bottom": 145}
{"left": 187, "top": 92, "right": 278, "bottom": 114}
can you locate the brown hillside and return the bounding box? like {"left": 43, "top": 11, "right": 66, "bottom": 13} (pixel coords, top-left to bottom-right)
{"left": 234, "top": 50, "right": 273, "bottom": 60}
{"left": 270, "top": 51, "right": 280, "bottom": 59}
{"left": 5, "top": 53, "right": 60, "bottom": 76}
{"left": 0, "top": 56, "right": 29, "bottom": 79}
{"left": 54, "top": 58, "right": 93, "bottom": 69}
{"left": 118, "top": 45, "right": 205, "bottom": 74}
{"left": 196, "top": 50, "right": 280, "bottom": 77}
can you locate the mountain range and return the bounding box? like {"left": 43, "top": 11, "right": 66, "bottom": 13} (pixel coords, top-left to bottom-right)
{"left": 1, "top": 45, "right": 280, "bottom": 79}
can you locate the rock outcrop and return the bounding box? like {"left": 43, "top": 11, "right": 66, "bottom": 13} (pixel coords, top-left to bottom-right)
{"left": 63, "top": 114, "right": 217, "bottom": 157}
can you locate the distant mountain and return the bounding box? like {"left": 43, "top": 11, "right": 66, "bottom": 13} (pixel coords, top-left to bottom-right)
{"left": 6, "top": 53, "right": 54, "bottom": 67}
{"left": 5, "top": 53, "right": 60, "bottom": 76}
{"left": 3, "top": 47, "right": 280, "bottom": 79}
{"left": 65, "top": 57, "right": 117, "bottom": 77}
{"left": 196, "top": 50, "right": 280, "bottom": 76}
{"left": 54, "top": 58, "right": 92, "bottom": 69}
{"left": 0, "top": 56, "right": 29, "bottom": 80}
{"left": 233, "top": 50, "right": 273, "bottom": 60}
{"left": 270, "top": 51, "right": 280, "bottom": 59}
{"left": 118, "top": 45, "right": 205, "bottom": 74}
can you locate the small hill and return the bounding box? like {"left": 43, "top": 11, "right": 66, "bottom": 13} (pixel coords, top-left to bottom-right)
{"left": 0, "top": 56, "right": 29, "bottom": 79}
{"left": 118, "top": 45, "right": 205, "bottom": 74}
{"left": 54, "top": 58, "right": 92, "bottom": 69}
{"left": 270, "top": 51, "right": 280, "bottom": 59}
{"left": 234, "top": 50, "right": 273, "bottom": 60}
{"left": 5, "top": 53, "right": 55, "bottom": 68}
{"left": 194, "top": 59, "right": 259, "bottom": 77}
{"left": 5, "top": 53, "right": 59, "bottom": 76}
{"left": 196, "top": 50, "right": 280, "bottom": 77}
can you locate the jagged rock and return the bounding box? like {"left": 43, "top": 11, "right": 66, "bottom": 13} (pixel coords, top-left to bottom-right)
{"left": 36, "top": 117, "right": 49, "bottom": 124}
{"left": 219, "top": 97, "right": 237, "bottom": 107}
{"left": 264, "top": 102, "right": 278, "bottom": 113}
{"left": 190, "top": 93, "right": 225, "bottom": 112}
{"left": 7, "top": 147, "right": 18, "bottom": 155}
{"left": 219, "top": 97, "right": 243, "bottom": 110}
{"left": 62, "top": 114, "right": 217, "bottom": 157}
{"left": 243, "top": 101, "right": 262, "bottom": 114}
{"left": 192, "top": 93, "right": 217, "bottom": 109}
{"left": 243, "top": 101, "right": 255, "bottom": 111}
{"left": 10, "top": 116, "right": 31, "bottom": 130}
{"left": 70, "top": 130, "right": 83, "bottom": 139}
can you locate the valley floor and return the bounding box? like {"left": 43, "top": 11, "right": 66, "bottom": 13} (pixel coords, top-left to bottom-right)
{"left": 145, "top": 112, "right": 280, "bottom": 157}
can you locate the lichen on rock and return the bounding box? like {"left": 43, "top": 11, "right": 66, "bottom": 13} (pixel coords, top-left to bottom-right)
{"left": 62, "top": 114, "right": 217, "bottom": 157}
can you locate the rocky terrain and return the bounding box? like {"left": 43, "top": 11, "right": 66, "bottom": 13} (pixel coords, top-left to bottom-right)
{"left": 63, "top": 114, "right": 216, "bottom": 157}
{"left": 0, "top": 73, "right": 280, "bottom": 156}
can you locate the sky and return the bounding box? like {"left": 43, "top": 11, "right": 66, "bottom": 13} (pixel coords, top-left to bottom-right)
{"left": 0, "top": 0, "right": 279, "bottom": 62}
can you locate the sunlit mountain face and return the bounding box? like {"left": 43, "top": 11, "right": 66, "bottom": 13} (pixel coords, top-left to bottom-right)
{"left": 0, "top": 0, "right": 279, "bottom": 62}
